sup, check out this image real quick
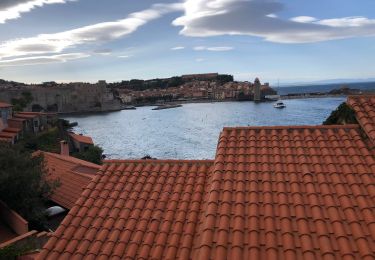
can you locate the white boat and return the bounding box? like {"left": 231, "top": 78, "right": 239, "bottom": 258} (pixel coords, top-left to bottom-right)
{"left": 273, "top": 100, "right": 286, "bottom": 108}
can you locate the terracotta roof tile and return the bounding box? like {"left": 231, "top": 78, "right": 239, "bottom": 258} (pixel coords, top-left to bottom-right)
{"left": 196, "top": 125, "right": 375, "bottom": 260}
{"left": 348, "top": 95, "right": 375, "bottom": 145}
{"left": 14, "top": 113, "right": 38, "bottom": 119}
{"left": 0, "top": 131, "right": 17, "bottom": 138}
{"left": 0, "top": 102, "right": 12, "bottom": 108}
{"left": 38, "top": 160, "right": 213, "bottom": 260}
{"left": 3, "top": 127, "right": 22, "bottom": 133}
{"left": 69, "top": 132, "right": 94, "bottom": 145}
{"left": 42, "top": 152, "right": 100, "bottom": 209}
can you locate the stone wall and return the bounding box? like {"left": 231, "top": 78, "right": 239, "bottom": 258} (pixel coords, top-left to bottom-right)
{"left": 0, "top": 82, "right": 122, "bottom": 113}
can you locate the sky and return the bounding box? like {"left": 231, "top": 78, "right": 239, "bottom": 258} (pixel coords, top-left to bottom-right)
{"left": 0, "top": 0, "right": 375, "bottom": 84}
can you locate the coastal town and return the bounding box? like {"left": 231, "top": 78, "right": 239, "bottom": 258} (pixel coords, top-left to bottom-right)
{"left": 0, "top": 73, "right": 278, "bottom": 113}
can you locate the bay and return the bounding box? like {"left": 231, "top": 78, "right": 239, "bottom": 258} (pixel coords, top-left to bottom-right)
{"left": 63, "top": 97, "right": 346, "bottom": 159}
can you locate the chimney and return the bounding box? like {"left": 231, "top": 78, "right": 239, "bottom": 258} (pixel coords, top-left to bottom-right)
{"left": 60, "top": 140, "right": 69, "bottom": 156}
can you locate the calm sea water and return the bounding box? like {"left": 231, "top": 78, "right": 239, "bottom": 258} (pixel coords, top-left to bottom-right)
{"left": 63, "top": 97, "right": 345, "bottom": 159}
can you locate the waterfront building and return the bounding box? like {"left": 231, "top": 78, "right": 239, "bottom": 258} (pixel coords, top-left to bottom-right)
{"left": 254, "top": 77, "right": 261, "bottom": 101}
{"left": 68, "top": 132, "right": 94, "bottom": 153}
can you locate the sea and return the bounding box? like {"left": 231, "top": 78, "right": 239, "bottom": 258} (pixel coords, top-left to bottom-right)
{"left": 64, "top": 97, "right": 350, "bottom": 160}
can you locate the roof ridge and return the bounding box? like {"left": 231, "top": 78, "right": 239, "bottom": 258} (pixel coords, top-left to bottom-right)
{"left": 222, "top": 124, "right": 359, "bottom": 131}
{"left": 43, "top": 152, "right": 100, "bottom": 169}
{"left": 348, "top": 94, "right": 375, "bottom": 98}
{"left": 103, "top": 159, "right": 215, "bottom": 164}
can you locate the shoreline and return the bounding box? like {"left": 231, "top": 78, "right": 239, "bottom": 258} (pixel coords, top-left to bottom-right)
{"left": 59, "top": 94, "right": 347, "bottom": 116}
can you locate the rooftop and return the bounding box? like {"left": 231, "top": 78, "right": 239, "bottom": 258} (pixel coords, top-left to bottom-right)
{"left": 41, "top": 152, "right": 100, "bottom": 209}
{"left": 0, "top": 102, "right": 12, "bottom": 108}
{"left": 38, "top": 160, "right": 214, "bottom": 259}
{"left": 69, "top": 132, "right": 94, "bottom": 145}
{"left": 37, "top": 96, "right": 375, "bottom": 259}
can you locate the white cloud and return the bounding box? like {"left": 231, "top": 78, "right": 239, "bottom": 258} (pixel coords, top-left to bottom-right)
{"left": 173, "top": 0, "right": 375, "bottom": 43}
{"left": 316, "top": 17, "right": 375, "bottom": 27}
{"left": 171, "top": 46, "right": 185, "bottom": 50}
{"left": 0, "top": 53, "right": 89, "bottom": 67}
{"left": 290, "top": 16, "right": 317, "bottom": 23}
{"left": 194, "top": 46, "right": 233, "bottom": 51}
{"left": 118, "top": 55, "right": 132, "bottom": 58}
{"left": 195, "top": 58, "right": 205, "bottom": 62}
{"left": 266, "top": 14, "right": 278, "bottom": 18}
{"left": 0, "top": 3, "right": 183, "bottom": 59}
{"left": 0, "top": 0, "right": 74, "bottom": 24}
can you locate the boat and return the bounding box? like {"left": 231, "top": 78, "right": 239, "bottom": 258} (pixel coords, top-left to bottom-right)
{"left": 273, "top": 100, "right": 286, "bottom": 108}
{"left": 122, "top": 106, "right": 136, "bottom": 110}
{"left": 152, "top": 104, "right": 182, "bottom": 110}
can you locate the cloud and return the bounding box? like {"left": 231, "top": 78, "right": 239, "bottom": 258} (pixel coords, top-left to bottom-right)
{"left": 0, "top": 53, "right": 89, "bottom": 67}
{"left": 118, "top": 55, "right": 132, "bottom": 58}
{"left": 194, "top": 46, "right": 233, "bottom": 51}
{"left": 93, "top": 49, "right": 112, "bottom": 55}
{"left": 171, "top": 46, "right": 185, "bottom": 50}
{"left": 290, "top": 16, "right": 317, "bottom": 23}
{"left": 316, "top": 17, "right": 375, "bottom": 27}
{"left": 195, "top": 58, "right": 205, "bottom": 62}
{"left": 0, "top": 3, "right": 183, "bottom": 59}
{"left": 172, "top": 0, "right": 375, "bottom": 43}
{"left": 0, "top": 0, "right": 73, "bottom": 24}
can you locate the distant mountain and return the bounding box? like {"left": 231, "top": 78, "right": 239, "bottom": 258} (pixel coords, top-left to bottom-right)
{"left": 274, "top": 81, "right": 375, "bottom": 95}
{"left": 279, "top": 78, "right": 375, "bottom": 87}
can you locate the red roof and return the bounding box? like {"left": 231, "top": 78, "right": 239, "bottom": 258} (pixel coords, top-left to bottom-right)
{"left": 69, "top": 132, "right": 94, "bottom": 145}
{"left": 42, "top": 152, "right": 100, "bottom": 209}
{"left": 14, "top": 113, "right": 38, "bottom": 119}
{"left": 38, "top": 160, "right": 214, "bottom": 260}
{"left": 0, "top": 102, "right": 12, "bottom": 108}
{"left": 8, "top": 118, "right": 26, "bottom": 122}
{"left": 0, "top": 131, "right": 17, "bottom": 138}
{"left": 347, "top": 95, "right": 375, "bottom": 145}
{"left": 3, "top": 127, "right": 22, "bottom": 133}
{"left": 201, "top": 125, "right": 375, "bottom": 259}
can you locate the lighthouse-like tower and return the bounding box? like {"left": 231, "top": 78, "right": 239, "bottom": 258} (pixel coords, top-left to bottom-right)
{"left": 254, "top": 77, "right": 261, "bottom": 102}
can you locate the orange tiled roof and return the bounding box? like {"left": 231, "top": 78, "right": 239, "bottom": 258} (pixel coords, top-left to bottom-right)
{"left": 7, "top": 118, "right": 26, "bottom": 122}
{"left": 38, "top": 160, "right": 214, "bottom": 260}
{"left": 0, "top": 131, "right": 17, "bottom": 138}
{"left": 42, "top": 152, "right": 100, "bottom": 209}
{"left": 347, "top": 95, "right": 375, "bottom": 144}
{"left": 38, "top": 124, "right": 375, "bottom": 260}
{"left": 14, "top": 113, "right": 38, "bottom": 119}
{"left": 3, "top": 127, "right": 22, "bottom": 133}
{"left": 0, "top": 102, "right": 12, "bottom": 108}
{"left": 199, "top": 125, "right": 375, "bottom": 259}
{"left": 69, "top": 132, "right": 94, "bottom": 145}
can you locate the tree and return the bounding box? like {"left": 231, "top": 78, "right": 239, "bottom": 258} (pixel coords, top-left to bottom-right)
{"left": 73, "top": 145, "right": 104, "bottom": 165}
{"left": 11, "top": 91, "right": 33, "bottom": 112}
{"left": 323, "top": 102, "right": 357, "bottom": 125}
{"left": 0, "top": 146, "right": 58, "bottom": 230}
